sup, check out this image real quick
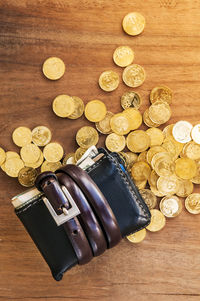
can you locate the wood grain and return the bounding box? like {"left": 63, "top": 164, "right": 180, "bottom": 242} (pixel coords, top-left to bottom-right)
{"left": 0, "top": 0, "right": 200, "bottom": 300}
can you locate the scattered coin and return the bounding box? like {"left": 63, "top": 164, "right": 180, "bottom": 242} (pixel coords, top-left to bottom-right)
{"left": 24, "top": 151, "right": 44, "bottom": 169}
{"left": 192, "top": 160, "right": 200, "bottom": 184}
{"left": 143, "top": 108, "right": 160, "bottom": 128}
{"left": 95, "top": 111, "right": 114, "bottom": 135}
{"left": 139, "top": 189, "right": 157, "bottom": 209}
{"left": 52, "top": 95, "right": 75, "bottom": 118}
{"left": 146, "top": 146, "right": 166, "bottom": 165}
{"left": 172, "top": 120, "right": 193, "bottom": 143}
{"left": 162, "top": 124, "right": 174, "bottom": 138}
{"left": 148, "top": 101, "right": 171, "bottom": 124}
{"left": 183, "top": 141, "right": 200, "bottom": 161}
{"left": 113, "top": 46, "right": 134, "bottom": 67}
{"left": 121, "top": 91, "right": 142, "bottom": 110}
{"left": 146, "top": 127, "right": 164, "bottom": 147}
{"left": 41, "top": 161, "right": 62, "bottom": 173}
{"left": 68, "top": 96, "right": 85, "bottom": 119}
{"left": 191, "top": 124, "right": 200, "bottom": 144}
{"left": 122, "top": 12, "right": 145, "bottom": 36}
{"left": 0, "top": 147, "right": 6, "bottom": 165}
{"left": 137, "top": 151, "right": 148, "bottom": 163}
{"left": 43, "top": 142, "right": 64, "bottom": 162}
{"left": 85, "top": 100, "right": 107, "bottom": 122}
{"left": 134, "top": 179, "right": 147, "bottom": 190}
{"left": 20, "top": 143, "right": 41, "bottom": 164}
{"left": 131, "top": 161, "right": 151, "bottom": 181}
{"left": 157, "top": 175, "right": 179, "bottom": 196}
{"left": 32, "top": 126, "right": 52, "bottom": 146}
{"left": 185, "top": 193, "right": 200, "bottom": 214}
{"left": 160, "top": 195, "right": 182, "bottom": 218}
{"left": 127, "top": 130, "right": 150, "bottom": 153}
{"left": 18, "top": 167, "right": 38, "bottom": 187}
{"left": 5, "top": 157, "right": 24, "bottom": 177}
{"left": 150, "top": 86, "right": 173, "bottom": 105}
{"left": 12, "top": 127, "right": 32, "bottom": 147}
{"left": 122, "top": 64, "right": 146, "bottom": 88}
{"left": 146, "top": 209, "right": 166, "bottom": 232}
{"left": 176, "top": 178, "right": 194, "bottom": 197}
{"left": 74, "top": 148, "right": 87, "bottom": 162}
{"left": 42, "top": 57, "right": 65, "bottom": 80}
{"left": 126, "top": 228, "right": 146, "bottom": 243}
{"left": 62, "top": 153, "right": 76, "bottom": 165}
{"left": 123, "top": 108, "right": 142, "bottom": 130}
{"left": 105, "top": 133, "right": 126, "bottom": 152}
{"left": 99, "top": 70, "right": 119, "bottom": 92}
{"left": 110, "top": 113, "right": 131, "bottom": 135}
{"left": 175, "top": 157, "right": 197, "bottom": 180}
{"left": 76, "top": 126, "right": 99, "bottom": 149}
{"left": 153, "top": 153, "right": 175, "bottom": 177}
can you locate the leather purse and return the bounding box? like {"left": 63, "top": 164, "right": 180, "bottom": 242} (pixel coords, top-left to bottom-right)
{"left": 12, "top": 147, "right": 151, "bottom": 281}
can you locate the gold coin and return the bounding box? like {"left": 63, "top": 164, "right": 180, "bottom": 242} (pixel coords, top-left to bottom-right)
{"left": 148, "top": 170, "right": 159, "bottom": 187}
{"left": 24, "top": 151, "right": 44, "bottom": 168}
{"left": 191, "top": 124, "right": 200, "bottom": 144}
{"left": 154, "top": 154, "right": 175, "bottom": 177}
{"left": 125, "top": 152, "right": 138, "bottom": 169}
{"left": 146, "top": 127, "right": 164, "bottom": 147}
{"left": 172, "top": 120, "right": 193, "bottom": 143}
{"left": 85, "top": 100, "right": 107, "bottom": 122}
{"left": 147, "top": 146, "right": 166, "bottom": 165}
{"left": 150, "top": 86, "right": 173, "bottom": 105}
{"left": 183, "top": 141, "right": 200, "bottom": 160}
{"left": 42, "top": 57, "right": 65, "bottom": 80}
{"left": 143, "top": 108, "right": 160, "bottom": 128}
{"left": 122, "top": 64, "right": 146, "bottom": 88}
{"left": 151, "top": 152, "right": 169, "bottom": 169}
{"left": 12, "top": 126, "right": 32, "bottom": 147}
{"left": 123, "top": 108, "right": 142, "bottom": 130}
{"left": 160, "top": 195, "right": 182, "bottom": 218}
{"left": 148, "top": 101, "right": 171, "bottom": 124}
{"left": 18, "top": 167, "right": 38, "bottom": 187}
{"left": 99, "top": 70, "right": 119, "bottom": 92}
{"left": 150, "top": 185, "right": 165, "bottom": 197}
{"left": 75, "top": 148, "right": 87, "bottom": 162}
{"left": 176, "top": 178, "right": 194, "bottom": 197}
{"left": 41, "top": 161, "right": 62, "bottom": 173}
{"left": 126, "top": 228, "right": 146, "bottom": 243}
{"left": 134, "top": 179, "right": 147, "bottom": 190}
{"left": 122, "top": 12, "right": 145, "bottom": 36}
{"left": 113, "top": 46, "right": 134, "bottom": 67}
{"left": 192, "top": 160, "right": 200, "bottom": 184}
{"left": 20, "top": 143, "right": 41, "bottom": 163}
{"left": 110, "top": 113, "right": 131, "bottom": 135}
{"left": 5, "top": 151, "right": 20, "bottom": 160}
{"left": 105, "top": 133, "right": 126, "bottom": 152}
{"left": 137, "top": 151, "right": 148, "bottom": 163}
{"left": 32, "top": 126, "right": 52, "bottom": 146}
{"left": 185, "top": 193, "right": 200, "bottom": 214}
{"left": 63, "top": 153, "right": 75, "bottom": 165}
{"left": 131, "top": 161, "right": 151, "bottom": 181}
{"left": 5, "top": 157, "right": 24, "bottom": 177}
{"left": 67, "top": 96, "right": 84, "bottom": 119}
{"left": 52, "top": 95, "right": 75, "bottom": 118}
{"left": 146, "top": 209, "right": 166, "bottom": 232}
{"left": 121, "top": 91, "right": 142, "bottom": 110}
{"left": 157, "top": 175, "right": 180, "bottom": 196}
{"left": 43, "top": 142, "right": 64, "bottom": 162}
{"left": 162, "top": 124, "right": 174, "bottom": 138}
{"left": 95, "top": 111, "right": 114, "bottom": 134}
{"left": 127, "top": 130, "right": 150, "bottom": 153}
{"left": 0, "top": 147, "right": 6, "bottom": 165}
{"left": 175, "top": 157, "right": 197, "bottom": 180}
{"left": 162, "top": 136, "right": 183, "bottom": 160}
{"left": 76, "top": 126, "right": 99, "bottom": 149}
{"left": 139, "top": 189, "right": 157, "bottom": 209}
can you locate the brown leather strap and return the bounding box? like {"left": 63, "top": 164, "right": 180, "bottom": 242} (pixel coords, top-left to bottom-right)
{"left": 36, "top": 173, "right": 93, "bottom": 265}
{"left": 57, "top": 173, "right": 107, "bottom": 256}
{"left": 56, "top": 165, "right": 122, "bottom": 248}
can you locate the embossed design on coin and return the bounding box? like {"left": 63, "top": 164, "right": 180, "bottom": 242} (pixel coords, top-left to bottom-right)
{"left": 76, "top": 126, "right": 99, "bottom": 149}
{"left": 139, "top": 189, "right": 157, "bottom": 209}
{"left": 43, "top": 142, "right": 64, "bottom": 162}
{"left": 18, "top": 167, "right": 38, "bottom": 187}
{"left": 191, "top": 124, "right": 200, "bottom": 144}
{"left": 105, "top": 133, "right": 126, "bottom": 152}
{"left": 150, "top": 86, "right": 172, "bottom": 104}
{"left": 172, "top": 120, "right": 193, "bottom": 143}
{"left": 121, "top": 91, "right": 142, "bottom": 110}
{"left": 185, "top": 193, "right": 200, "bottom": 214}
{"left": 12, "top": 127, "right": 32, "bottom": 147}
{"left": 122, "top": 12, "right": 145, "bottom": 36}
{"left": 41, "top": 161, "right": 62, "bottom": 173}
{"left": 122, "top": 64, "right": 146, "bottom": 88}
{"left": 68, "top": 96, "right": 85, "bottom": 119}
{"left": 126, "top": 228, "right": 146, "bottom": 243}
{"left": 52, "top": 95, "right": 75, "bottom": 118}
{"left": 42, "top": 57, "right": 65, "bottom": 80}
{"left": 95, "top": 111, "right": 114, "bottom": 134}
{"left": 113, "top": 46, "right": 134, "bottom": 67}
{"left": 5, "top": 158, "right": 24, "bottom": 177}
{"left": 146, "top": 209, "right": 166, "bottom": 232}
{"left": 32, "top": 126, "right": 52, "bottom": 146}
{"left": 148, "top": 101, "right": 171, "bottom": 124}
{"left": 99, "top": 70, "right": 119, "bottom": 92}
{"left": 20, "top": 143, "right": 41, "bottom": 164}
{"left": 85, "top": 100, "right": 107, "bottom": 122}
{"left": 160, "top": 195, "right": 182, "bottom": 218}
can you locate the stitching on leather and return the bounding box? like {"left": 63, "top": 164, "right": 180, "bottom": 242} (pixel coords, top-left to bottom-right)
{"left": 16, "top": 198, "right": 42, "bottom": 215}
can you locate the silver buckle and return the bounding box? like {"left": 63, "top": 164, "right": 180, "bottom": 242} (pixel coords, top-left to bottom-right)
{"left": 43, "top": 186, "right": 80, "bottom": 226}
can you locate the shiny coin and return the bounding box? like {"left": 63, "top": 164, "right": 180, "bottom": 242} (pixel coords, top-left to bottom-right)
{"left": 131, "top": 161, "right": 151, "bottom": 181}
{"left": 185, "top": 193, "right": 200, "bottom": 214}
{"left": 175, "top": 157, "right": 197, "bottom": 180}
{"left": 63, "top": 153, "right": 75, "bottom": 165}
{"left": 154, "top": 154, "right": 175, "bottom": 177}
{"left": 43, "top": 142, "right": 64, "bottom": 162}
{"left": 5, "top": 157, "right": 24, "bottom": 177}
{"left": 151, "top": 152, "right": 169, "bottom": 170}
{"left": 172, "top": 120, "right": 193, "bottom": 143}
{"left": 160, "top": 195, "right": 182, "bottom": 218}
{"left": 162, "top": 136, "right": 183, "bottom": 160}
{"left": 122, "top": 64, "right": 146, "bottom": 88}
{"left": 121, "top": 91, "right": 142, "bottom": 110}
{"left": 76, "top": 126, "right": 99, "bottom": 149}
{"left": 85, "top": 100, "right": 107, "bottom": 122}
{"left": 137, "top": 151, "right": 148, "bottom": 163}
{"left": 147, "top": 146, "right": 166, "bottom": 165}
{"left": 183, "top": 141, "right": 200, "bottom": 161}
{"left": 52, "top": 95, "right": 75, "bottom": 118}
{"left": 12, "top": 126, "right": 32, "bottom": 147}
{"left": 139, "top": 189, "right": 157, "bottom": 209}
{"left": 162, "top": 124, "right": 174, "bottom": 138}
{"left": 32, "top": 126, "right": 52, "bottom": 146}
{"left": 110, "top": 113, "right": 131, "bottom": 135}
{"left": 113, "top": 46, "right": 134, "bottom": 67}
{"left": 99, "top": 70, "right": 119, "bottom": 92}
{"left": 192, "top": 160, "right": 200, "bottom": 184}
{"left": 150, "top": 86, "right": 173, "bottom": 105}
{"left": 68, "top": 96, "right": 84, "bottom": 119}
{"left": 148, "top": 101, "right": 171, "bottom": 124}
{"left": 148, "top": 170, "right": 159, "bottom": 188}
{"left": 146, "top": 209, "right": 166, "bottom": 232}
{"left": 134, "top": 179, "right": 147, "bottom": 190}
{"left": 42, "top": 57, "right": 65, "bottom": 80}
{"left": 2, "top": 151, "right": 20, "bottom": 171}
{"left": 105, "top": 133, "right": 126, "bottom": 152}
{"left": 122, "top": 12, "right": 145, "bottom": 36}
{"left": 24, "top": 151, "right": 44, "bottom": 169}
{"left": 95, "top": 111, "right": 114, "bottom": 134}
{"left": 18, "top": 167, "right": 38, "bottom": 187}
{"left": 41, "top": 160, "right": 62, "bottom": 173}
{"left": 157, "top": 175, "right": 180, "bottom": 196}
{"left": 75, "top": 148, "right": 87, "bottom": 162}
{"left": 127, "top": 130, "right": 150, "bottom": 153}
{"left": 123, "top": 108, "right": 142, "bottom": 130}
{"left": 126, "top": 228, "right": 146, "bottom": 243}
{"left": 176, "top": 178, "right": 194, "bottom": 198}
{"left": 191, "top": 124, "right": 200, "bottom": 144}
{"left": 146, "top": 127, "right": 164, "bottom": 147}
{"left": 125, "top": 152, "right": 138, "bottom": 168}
{"left": 143, "top": 108, "right": 160, "bottom": 128}
{"left": 20, "top": 143, "right": 41, "bottom": 163}
{"left": 150, "top": 185, "right": 165, "bottom": 197}
{"left": 0, "top": 147, "right": 6, "bottom": 165}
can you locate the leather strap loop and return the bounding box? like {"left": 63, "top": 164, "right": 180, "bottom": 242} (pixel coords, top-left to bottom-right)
{"left": 56, "top": 165, "right": 122, "bottom": 248}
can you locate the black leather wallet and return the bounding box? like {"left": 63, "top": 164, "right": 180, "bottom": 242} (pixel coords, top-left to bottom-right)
{"left": 13, "top": 148, "right": 151, "bottom": 281}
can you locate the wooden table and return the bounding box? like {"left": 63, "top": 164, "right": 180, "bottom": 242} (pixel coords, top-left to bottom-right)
{"left": 0, "top": 0, "right": 200, "bottom": 300}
